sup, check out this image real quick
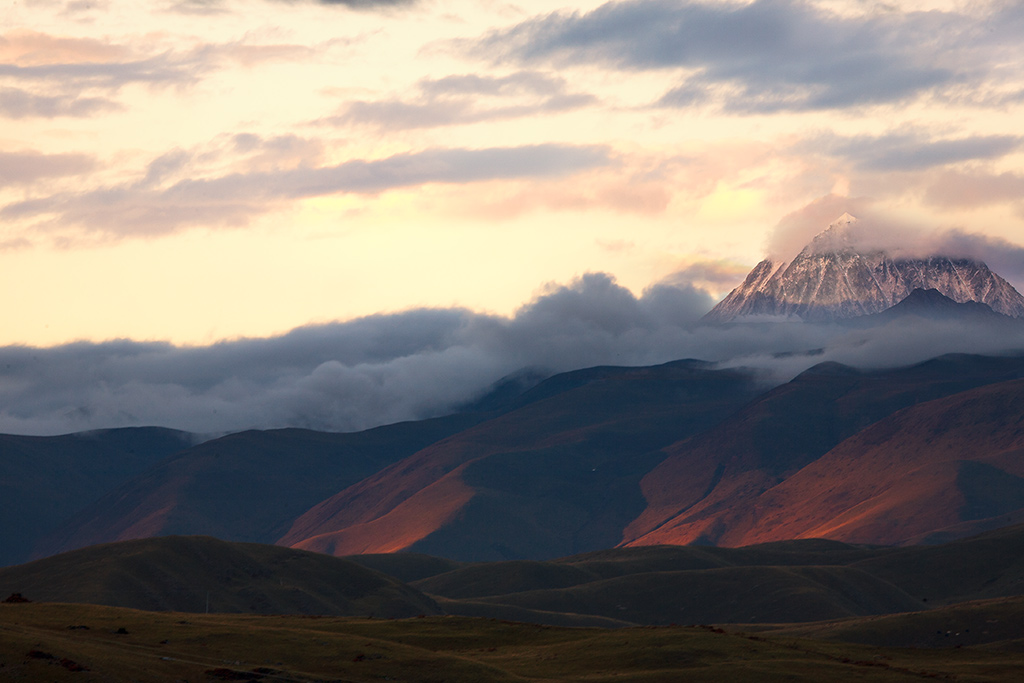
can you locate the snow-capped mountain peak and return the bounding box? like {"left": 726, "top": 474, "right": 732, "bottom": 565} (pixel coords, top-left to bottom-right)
{"left": 703, "top": 214, "right": 1024, "bottom": 322}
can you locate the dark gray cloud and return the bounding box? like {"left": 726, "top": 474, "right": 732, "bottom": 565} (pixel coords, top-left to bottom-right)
{"left": 0, "top": 87, "right": 121, "bottom": 119}
{"left": 0, "top": 151, "right": 96, "bottom": 187}
{"left": 3, "top": 270, "right": 1022, "bottom": 436}
{"left": 330, "top": 72, "right": 596, "bottom": 130}
{"left": 814, "top": 132, "right": 1023, "bottom": 172}
{"left": 2, "top": 143, "right": 612, "bottom": 237}
{"left": 474, "top": 0, "right": 1019, "bottom": 112}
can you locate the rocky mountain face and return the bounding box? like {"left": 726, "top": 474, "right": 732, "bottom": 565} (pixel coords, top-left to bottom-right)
{"left": 704, "top": 213, "right": 1024, "bottom": 322}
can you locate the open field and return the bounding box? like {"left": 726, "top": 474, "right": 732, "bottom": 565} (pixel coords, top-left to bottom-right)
{"left": 3, "top": 602, "right": 1024, "bottom": 682}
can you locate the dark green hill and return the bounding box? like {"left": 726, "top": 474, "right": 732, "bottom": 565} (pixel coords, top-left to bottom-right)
{"left": 444, "top": 566, "right": 922, "bottom": 625}
{"left": 850, "top": 524, "right": 1024, "bottom": 604}
{"left": 344, "top": 552, "right": 466, "bottom": 583}
{"left": 0, "top": 535, "right": 439, "bottom": 617}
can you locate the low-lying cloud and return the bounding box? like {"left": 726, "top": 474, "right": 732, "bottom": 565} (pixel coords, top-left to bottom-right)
{"left": 3, "top": 271, "right": 1023, "bottom": 437}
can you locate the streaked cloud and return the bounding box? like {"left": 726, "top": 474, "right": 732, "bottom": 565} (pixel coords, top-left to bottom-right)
{"left": 2, "top": 143, "right": 613, "bottom": 238}
{"left": 812, "top": 132, "right": 1023, "bottom": 172}
{"left": 0, "top": 151, "right": 96, "bottom": 187}
{"left": 0, "top": 87, "right": 121, "bottom": 118}
{"left": 331, "top": 71, "right": 597, "bottom": 129}
{"left": 926, "top": 170, "right": 1024, "bottom": 209}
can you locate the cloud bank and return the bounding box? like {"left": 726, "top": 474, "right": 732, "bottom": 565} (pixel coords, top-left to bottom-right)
{"left": 2, "top": 271, "right": 1023, "bottom": 437}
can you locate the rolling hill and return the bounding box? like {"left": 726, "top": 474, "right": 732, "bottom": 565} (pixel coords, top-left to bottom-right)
{"left": 0, "top": 535, "right": 439, "bottom": 617}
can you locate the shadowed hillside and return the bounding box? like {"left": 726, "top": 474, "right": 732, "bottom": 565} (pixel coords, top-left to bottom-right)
{"left": 33, "top": 415, "right": 482, "bottom": 560}
{"left": 280, "top": 361, "right": 761, "bottom": 560}
{"left": 0, "top": 428, "right": 194, "bottom": 567}
{"left": 624, "top": 354, "right": 1024, "bottom": 548}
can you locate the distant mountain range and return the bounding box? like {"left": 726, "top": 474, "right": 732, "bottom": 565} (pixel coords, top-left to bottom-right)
{"left": 3, "top": 346, "right": 1023, "bottom": 567}
{"left": 4, "top": 215, "right": 1024, "bottom": 569}
{"left": 704, "top": 213, "right": 1024, "bottom": 322}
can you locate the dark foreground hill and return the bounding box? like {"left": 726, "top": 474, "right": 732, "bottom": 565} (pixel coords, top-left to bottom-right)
{"left": 8, "top": 527, "right": 1024, "bottom": 628}
{"left": 0, "top": 536, "right": 439, "bottom": 618}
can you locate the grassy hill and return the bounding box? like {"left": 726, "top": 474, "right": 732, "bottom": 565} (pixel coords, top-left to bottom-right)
{"left": 0, "top": 536, "right": 439, "bottom": 618}
{"left": 3, "top": 602, "right": 1024, "bottom": 682}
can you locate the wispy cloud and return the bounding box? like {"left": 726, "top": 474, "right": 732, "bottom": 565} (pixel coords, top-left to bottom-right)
{"left": 926, "top": 170, "right": 1024, "bottom": 209}
{"left": 331, "top": 71, "right": 597, "bottom": 130}
{"left": 811, "top": 132, "right": 1023, "bottom": 172}
{"left": 2, "top": 143, "right": 613, "bottom": 238}
{"left": 473, "top": 0, "right": 1024, "bottom": 112}
{"left": 0, "top": 87, "right": 121, "bottom": 118}
{"left": 0, "top": 151, "right": 96, "bottom": 187}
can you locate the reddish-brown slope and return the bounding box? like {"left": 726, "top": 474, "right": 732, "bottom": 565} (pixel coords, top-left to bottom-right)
{"left": 633, "top": 377, "right": 1024, "bottom": 547}
{"left": 280, "top": 362, "right": 759, "bottom": 560}
{"left": 624, "top": 355, "right": 1024, "bottom": 547}
{"left": 33, "top": 416, "right": 480, "bottom": 560}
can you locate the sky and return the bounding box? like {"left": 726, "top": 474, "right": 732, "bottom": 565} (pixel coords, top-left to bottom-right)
{"left": 4, "top": 0, "right": 1024, "bottom": 434}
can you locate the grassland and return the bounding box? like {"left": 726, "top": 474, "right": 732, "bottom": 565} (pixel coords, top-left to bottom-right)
{"left": 4, "top": 602, "right": 1024, "bottom": 682}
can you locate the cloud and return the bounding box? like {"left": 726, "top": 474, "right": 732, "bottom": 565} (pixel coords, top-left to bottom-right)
{"left": 315, "top": 0, "right": 417, "bottom": 6}
{"left": 0, "top": 273, "right": 713, "bottom": 435}
{"left": 0, "top": 151, "right": 96, "bottom": 186}
{"left": 811, "top": 132, "right": 1023, "bottom": 172}
{"left": 926, "top": 170, "right": 1024, "bottom": 209}
{"left": 2, "top": 143, "right": 613, "bottom": 238}
{"left": 3, "top": 270, "right": 1023, "bottom": 436}
{"left": 0, "top": 87, "right": 121, "bottom": 118}
{"left": 473, "top": 0, "right": 1022, "bottom": 112}
{"left": 0, "top": 31, "right": 336, "bottom": 119}
{"left": 765, "top": 194, "right": 876, "bottom": 260}
{"left": 170, "top": 0, "right": 417, "bottom": 12}
{"left": 331, "top": 71, "right": 597, "bottom": 130}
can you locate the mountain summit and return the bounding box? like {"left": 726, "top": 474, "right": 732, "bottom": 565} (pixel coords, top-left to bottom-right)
{"left": 703, "top": 214, "right": 1024, "bottom": 322}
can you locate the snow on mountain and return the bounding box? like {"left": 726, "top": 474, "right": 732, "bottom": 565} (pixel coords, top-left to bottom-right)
{"left": 704, "top": 214, "right": 1024, "bottom": 322}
